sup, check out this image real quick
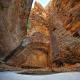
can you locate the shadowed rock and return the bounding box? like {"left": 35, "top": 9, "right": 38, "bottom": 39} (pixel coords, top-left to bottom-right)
{"left": 0, "top": 0, "right": 33, "bottom": 58}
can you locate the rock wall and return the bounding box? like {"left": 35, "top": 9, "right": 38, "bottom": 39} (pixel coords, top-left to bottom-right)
{"left": 0, "top": 0, "right": 33, "bottom": 58}
{"left": 46, "top": 0, "right": 80, "bottom": 34}
{"left": 28, "top": 2, "right": 50, "bottom": 43}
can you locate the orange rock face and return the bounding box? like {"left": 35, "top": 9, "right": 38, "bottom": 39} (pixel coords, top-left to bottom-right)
{"left": 27, "top": 2, "right": 50, "bottom": 44}
{"left": 0, "top": 0, "right": 80, "bottom": 72}
{"left": 47, "top": 0, "right": 80, "bottom": 34}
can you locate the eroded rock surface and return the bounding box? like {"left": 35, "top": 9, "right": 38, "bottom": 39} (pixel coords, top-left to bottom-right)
{"left": 0, "top": 0, "right": 33, "bottom": 58}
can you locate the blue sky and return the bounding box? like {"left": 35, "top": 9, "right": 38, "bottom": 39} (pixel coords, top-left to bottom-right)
{"left": 32, "top": 0, "right": 50, "bottom": 8}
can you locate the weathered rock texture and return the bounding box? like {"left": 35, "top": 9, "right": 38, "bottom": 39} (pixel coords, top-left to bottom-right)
{"left": 46, "top": 0, "right": 80, "bottom": 67}
{"left": 28, "top": 2, "right": 50, "bottom": 43}
{"left": 0, "top": 0, "right": 80, "bottom": 73}
{"left": 0, "top": 0, "right": 33, "bottom": 58}
{"left": 7, "top": 42, "right": 50, "bottom": 68}
{"left": 21, "top": 0, "right": 80, "bottom": 69}
{"left": 46, "top": 0, "right": 80, "bottom": 34}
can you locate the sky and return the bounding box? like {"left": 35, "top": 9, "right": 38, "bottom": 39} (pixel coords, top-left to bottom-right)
{"left": 32, "top": 0, "right": 50, "bottom": 8}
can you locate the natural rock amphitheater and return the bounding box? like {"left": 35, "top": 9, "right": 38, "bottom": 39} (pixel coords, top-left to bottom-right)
{"left": 0, "top": 0, "right": 80, "bottom": 73}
